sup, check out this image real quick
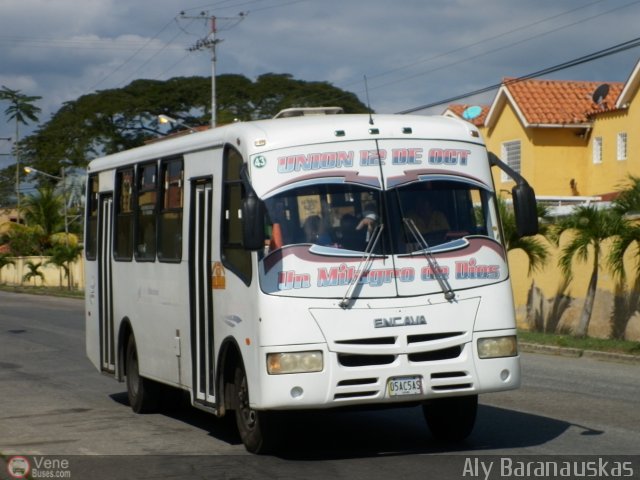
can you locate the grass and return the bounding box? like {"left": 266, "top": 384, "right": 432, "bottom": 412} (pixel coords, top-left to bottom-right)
{"left": 519, "top": 329, "right": 640, "bottom": 356}
{"left": 0, "top": 284, "right": 84, "bottom": 299}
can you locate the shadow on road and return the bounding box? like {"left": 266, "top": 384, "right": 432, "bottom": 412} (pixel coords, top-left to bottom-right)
{"left": 110, "top": 390, "right": 589, "bottom": 459}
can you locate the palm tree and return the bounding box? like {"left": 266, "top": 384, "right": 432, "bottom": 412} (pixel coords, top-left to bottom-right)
{"left": 0, "top": 86, "right": 42, "bottom": 222}
{"left": 609, "top": 175, "right": 640, "bottom": 279}
{"left": 22, "top": 260, "right": 45, "bottom": 286}
{"left": 0, "top": 253, "right": 15, "bottom": 284}
{"left": 551, "top": 205, "right": 622, "bottom": 337}
{"left": 21, "top": 185, "right": 64, "bottom": 238}
{"left": 606, "top": 175, "right": 640, "bottom": 339}
{"left": 498, "top": 198, "right": 549, "bottom": 274}
{"left": 47, "top": 244, "right": 83, "bottom": 290}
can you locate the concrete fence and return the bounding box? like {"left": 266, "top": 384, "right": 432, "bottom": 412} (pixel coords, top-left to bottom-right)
{"left": 0, "top": 256, "right": 85, "bottom": 290}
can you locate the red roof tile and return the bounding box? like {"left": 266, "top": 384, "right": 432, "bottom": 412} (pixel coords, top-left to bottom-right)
{"left": 503, "top": 77, "right": 624, "bottom": 125}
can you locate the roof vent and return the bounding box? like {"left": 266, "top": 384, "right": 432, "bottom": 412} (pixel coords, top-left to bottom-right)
{"left": 273, "top": 106, "right": 344, "bottom": 119}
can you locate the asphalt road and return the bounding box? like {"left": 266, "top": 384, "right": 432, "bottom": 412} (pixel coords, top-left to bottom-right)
{"left": 0, "top": 291, "right": 639, "bottom": 479}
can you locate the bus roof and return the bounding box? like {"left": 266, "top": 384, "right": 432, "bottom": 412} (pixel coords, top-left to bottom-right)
{"left": 87, "top": 114, "right": 483, "bottom": 173}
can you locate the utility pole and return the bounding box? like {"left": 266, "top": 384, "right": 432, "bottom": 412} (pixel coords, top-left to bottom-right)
{"left": 180, "top": 11, "right": 246, "bottom": 128}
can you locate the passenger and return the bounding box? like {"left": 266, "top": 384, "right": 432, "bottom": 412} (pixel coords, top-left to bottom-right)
{"left": 356, "top": 202, "right": 379, "bottom": 241}
{"left": 339, "top": 213, "right": 365, "bottom": 250}
{"left": 302, "top": 215, "right": 332, "bottom": 245}
{"left": 407, "top": 198, "right": 449, "bottom": 234}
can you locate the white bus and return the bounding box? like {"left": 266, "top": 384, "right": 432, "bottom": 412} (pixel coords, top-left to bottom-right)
{"left": 85, "top": 111, "right": 538, "bottom": 453}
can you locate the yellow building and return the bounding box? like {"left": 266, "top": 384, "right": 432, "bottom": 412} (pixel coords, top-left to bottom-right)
{"left": 444, "top": 60, "right": 640, "bottom": 340}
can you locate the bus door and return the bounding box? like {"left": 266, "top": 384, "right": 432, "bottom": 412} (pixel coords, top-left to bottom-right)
{"left": 98, "top": 194, "right": 115, "bottom": 374}
{"left": 189, "top": 179, "right": 216, "bottom": 405}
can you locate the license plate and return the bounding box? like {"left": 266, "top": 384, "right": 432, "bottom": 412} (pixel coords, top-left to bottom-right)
{"left": 387, "top": 376, "right": 423, "bottom": 397}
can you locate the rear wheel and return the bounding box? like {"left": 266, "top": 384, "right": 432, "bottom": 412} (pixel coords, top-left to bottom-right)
{"left": 234, "top": 364, "right": 278, "bottom": 454}
{"left": 422, "top": 394, "right": 478, "bottom": 442}
{"left": 126, "top": 335, "right": 158, "bottom": 413}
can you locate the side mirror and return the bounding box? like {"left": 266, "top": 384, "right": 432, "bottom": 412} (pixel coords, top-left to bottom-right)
{"left": 242, "top": 192, "right": 266, "bottom": 251}
{"left": 512, "top": 183, "right": 539, "bottom": 237}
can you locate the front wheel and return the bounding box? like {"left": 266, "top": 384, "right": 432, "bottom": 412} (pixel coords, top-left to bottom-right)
{"left": 234, "top": 365, "right": 279, "bottom": 454}
{"left": 126, "top": 335, "right": 158, "bottom": 413}
{"left": 422, "top": 394, "right": 478, "bottom": 442}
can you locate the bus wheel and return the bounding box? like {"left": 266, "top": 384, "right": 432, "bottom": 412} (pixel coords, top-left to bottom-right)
{"left": 422, "top": 394, "right": 478, "bottom": 442}
{"left": 234, "top": 365, "right": 277, "bottom": 454}
{"left": 126, "top": 335, "right": 158, "bottom": 413}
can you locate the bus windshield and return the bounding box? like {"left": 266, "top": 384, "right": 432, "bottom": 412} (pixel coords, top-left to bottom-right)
{"left": 263, "top": 178, "right": 502, "bottom": 255}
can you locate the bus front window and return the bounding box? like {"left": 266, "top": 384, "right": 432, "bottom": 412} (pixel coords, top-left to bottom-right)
{"left": 263, "top": 184, "right": 381, "bottom": 253}
{"left": 390, "top": 179, "right": 502, "bottom": 252}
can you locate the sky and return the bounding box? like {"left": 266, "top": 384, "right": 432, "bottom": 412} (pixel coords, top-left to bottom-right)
{"left": 2, "top": 0, "right": 640, "bottom": 163}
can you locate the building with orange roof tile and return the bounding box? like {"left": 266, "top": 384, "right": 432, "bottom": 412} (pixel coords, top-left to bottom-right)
{"left": 443, "top": 62, "right": 640, "bottom": 339}
{"left": 445, "top": 65, "right": 640, "bottom": 200}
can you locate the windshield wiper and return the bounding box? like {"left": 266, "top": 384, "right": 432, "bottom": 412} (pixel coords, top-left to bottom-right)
{"left": 339, "top": 224, "right": 384, "bottom": 309}
{"left": 403, "top": 218, "right": 455, "bottom": 302}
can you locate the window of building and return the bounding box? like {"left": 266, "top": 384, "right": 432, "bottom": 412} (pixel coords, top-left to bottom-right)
{"left": 222, "top": 146, "right": 252, "bottom": 284}
{"left": 114, "top": 168, "right": 134, "bottom": 260}
{"left": 85, "top": 175, "right": 99, "bottom": 260}
{"left": 593, "top": 136, "right": 603, "bottom": 164}
{"left": 500, "top": 140, "right": 521, "bottom": 182}
{"left": 617, "top": 132, "right": 627, "bottom": 161}
{"left": 135, "top": 162, "right": 158, "bottom": 261}
{"left": 158, "top": 158, "right": 183, "bottom": 262}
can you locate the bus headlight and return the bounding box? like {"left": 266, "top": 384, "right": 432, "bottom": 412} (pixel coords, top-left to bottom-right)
{"left": 477, "top": 336, "right": 518, "bottom": 359}
{"left": 267, "top": 351, "right": 323, "bottom": 374}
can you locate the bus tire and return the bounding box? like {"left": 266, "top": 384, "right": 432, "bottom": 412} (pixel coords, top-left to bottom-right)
{"left": 422, "top": 394, "right": 478, "bottom": 442}
{"left": 234, "top": 365, "right": 278, "bottom": 454}
{"left": 126, "top": 335, "right": 158, "bottom": 414}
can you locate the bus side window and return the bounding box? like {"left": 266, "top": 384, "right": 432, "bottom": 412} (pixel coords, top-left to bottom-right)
{"left": 222, "top": 146, "right": 252, "bottom": 285}
{"left": 85, "top": 174, "right": 99, "bottom": 260}
{"left": 158, "top": 158, "right": 183, "bottom": 262}
{"left": 135, "top": 162, "right": 158, "bottom": 261}
{"left": 114, "top": 168, "right": 134, "bottom": 261}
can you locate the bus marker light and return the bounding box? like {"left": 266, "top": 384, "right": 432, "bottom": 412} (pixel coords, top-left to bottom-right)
{"left": 212, "top": 261, "right": 226, "bottom": 289}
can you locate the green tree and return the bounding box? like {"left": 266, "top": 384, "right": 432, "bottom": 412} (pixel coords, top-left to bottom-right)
{"left": 46, "top": 243, "right": 83, "bottom": 290}
{"left": 0, "top": 86, "right": 42, "bottom": 218}
{"left": 498, "top": 198, "right": 549, "bottom": 274}
{"left": 22, "top": 260, "right": 44, "bottom": 286}
{"left": 551, "top": 206, "right": 622, "bottom": 337}
{"left": 605, "top": 175, "right": 640, "bottom": 339}
{"left": 21, "top": 185, "right": 64, "bottom": 238}
{"left": 16, "top": 75, "right": 368, "bottom": 173}
{"left": 2, "top": 223, "right": 46, "bottom": 256}
{"left": 609, "top": 175, "right": 640, "bottom": 279}
{"left": 0, "top": 252, "right": 15, "bottom": 283}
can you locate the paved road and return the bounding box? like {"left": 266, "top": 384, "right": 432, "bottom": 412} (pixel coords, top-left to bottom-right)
{"left": 0, "top": 291, "right": 638, "bottom": 479}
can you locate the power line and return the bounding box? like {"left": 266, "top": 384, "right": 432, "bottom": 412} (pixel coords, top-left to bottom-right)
{"left": 397, "top": 36, "right": 640, "bottom": 114}
{"left": 88, "top": 18, "right": 178, "bottom": 92}
{"left": 274, "top": 0, "right": 640, "bottom": 111}
{"left": 348, "top": 0, "right": 611, "bottom": 88}
{"left": 363, "top": 0, "right": 640, "bottom": 99}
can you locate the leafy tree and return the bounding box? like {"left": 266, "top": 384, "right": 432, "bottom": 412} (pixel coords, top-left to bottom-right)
{"left": 2, "top": 223, "right": 46, "bottom": 256}
{"left": 47, "top": 243, "right": 83, "bottom": 290}
{"left": 551, "top": 206, "right": 622, "bottom": 337}
{"left": 0, "top": 252, "right": 15, "bottom": 283}
{"left": 22, "top": 260, "right": 44, "bottom": 286}
{"left": 16, "top": 74, "right": 368, "bottom": 174}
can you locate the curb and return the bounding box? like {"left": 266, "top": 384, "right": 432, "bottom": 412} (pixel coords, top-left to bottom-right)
{"left": 519, "top": 342, "right": 640, "bottom": 365}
